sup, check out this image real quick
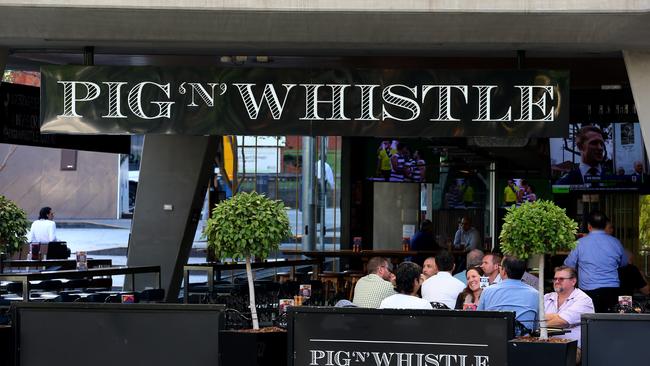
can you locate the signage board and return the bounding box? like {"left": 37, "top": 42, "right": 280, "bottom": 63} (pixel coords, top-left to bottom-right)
{"left": 41, "top": 66, "right": 569, "bottom": 138}
{"left": 288, "top": 307, "right": 514, "bottom": 366}
{"left": 1, "top": 82, "right": 129, "bottom": 153}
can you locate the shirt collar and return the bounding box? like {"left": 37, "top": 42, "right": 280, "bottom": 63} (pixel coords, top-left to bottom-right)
{"left": 579, "top": 162, "right": 601, "bottom": 177}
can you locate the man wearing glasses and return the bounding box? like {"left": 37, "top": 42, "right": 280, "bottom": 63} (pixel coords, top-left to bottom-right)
{"left": 544, "top": 266, "right": 594, "bottom": 363}
{"left": 352, "top": 257, "right": 396, "bottom": 308}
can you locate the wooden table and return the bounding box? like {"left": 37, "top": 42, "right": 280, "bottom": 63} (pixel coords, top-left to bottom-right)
{"left": 0, "top": 265, "right": 161, "bottom": 302}
{"left": 2, "top": 259, "right": 112, "bottom": 272}
{"left": 183, "top": 259, "right": 321, "bottom": 303}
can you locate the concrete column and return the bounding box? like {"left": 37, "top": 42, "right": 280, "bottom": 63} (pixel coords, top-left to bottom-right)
{"left": 623, "top": 51, "right": 650, "bottom": 161}
{"left": 126, "top": 134, "right": 217, "bottom": 302}
{"left": 0, "top": 48, "right": 8, "bottom": 83}
{"left": 302, "top": 136, "right": 316, "bottom": 251}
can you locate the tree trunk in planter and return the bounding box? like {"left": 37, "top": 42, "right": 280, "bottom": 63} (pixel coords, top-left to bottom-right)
{"left": 220, "top": 330, "right": 287, "bottom": 366}
{"left": 508, "top": 339, "right": 577, "bottom": 366}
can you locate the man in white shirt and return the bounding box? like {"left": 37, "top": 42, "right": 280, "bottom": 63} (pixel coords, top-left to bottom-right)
{"left": 380, "top": 261, "right": 432, "bottom": 310}
{"left": 26, "top": 206, "right": 58, "bottom": 243}
{"left": 353, "top": 257, "right": 397, "bottom": 308}
{"left": 544, "top": 266, "right": 594, "bottom": 360}
{"left": 421, "top": 251, "right": 465, "bottom": 309}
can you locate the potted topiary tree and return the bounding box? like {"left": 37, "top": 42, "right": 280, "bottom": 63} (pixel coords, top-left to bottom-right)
{"left": 499, "top": 199, "right": 579, "bottom": 366}
{"left": 203, "top": 191, "right": 292, "bottom": 366}
{"left": 0, "top": 195, "right": 29, "bottom": 271}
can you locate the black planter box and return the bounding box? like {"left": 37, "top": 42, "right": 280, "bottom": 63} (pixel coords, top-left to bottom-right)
{"left": 220, "top": 330, "right": 287, "bottom": 366}
{"left": 508, "top": 339, "right": 577, "bottom": 366}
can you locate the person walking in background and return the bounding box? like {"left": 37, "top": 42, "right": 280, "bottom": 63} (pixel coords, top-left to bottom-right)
{"left": 564, "top": 210, "right": 627, "bottom": 312}
{"left": 27, "top": 206, "right": 58, "bottom": 243}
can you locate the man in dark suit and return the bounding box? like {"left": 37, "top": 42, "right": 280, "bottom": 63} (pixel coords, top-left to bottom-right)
{"left": 557, "top": 126, "right": 606, "bottom": 185}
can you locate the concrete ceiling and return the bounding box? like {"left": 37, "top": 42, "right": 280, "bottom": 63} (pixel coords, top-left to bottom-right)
{"left": 1, "top": 4, "right": 649, "bottom": 68}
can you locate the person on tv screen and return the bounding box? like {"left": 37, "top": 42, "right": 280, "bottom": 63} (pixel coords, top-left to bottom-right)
{"left": 376, "top": 140, "right": 395, "bottom": 181}
{"left": 556, "top": 126, "right": 607, "bottom": 185}
{"left": 390, "top": 143, "right": 411, "bottom": 182}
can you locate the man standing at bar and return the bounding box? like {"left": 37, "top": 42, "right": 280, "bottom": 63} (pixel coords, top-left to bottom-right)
{"left": 352, "top": 257, "right": 396, "bottom": 308}
{"left": 564, "top": 210, "right": 626, "bottom": 312}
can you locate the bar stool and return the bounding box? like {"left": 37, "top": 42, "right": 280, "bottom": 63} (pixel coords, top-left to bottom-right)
{"left": 342, "top": 271, "right": 365, "bottom": 300}
{"left": 318, "top": 271, "right": 344, "bottom": 303}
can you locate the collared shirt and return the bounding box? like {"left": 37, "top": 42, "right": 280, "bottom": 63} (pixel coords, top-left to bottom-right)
{"left": 544, "top": 288, "right": 594, "bottom": 347}
{"left": 564, "top": 230, "right": 626, "bottom": 290}
{"left": 488, "top": 273, "right": 502, "bottom": 286}
{"left": 352, "top": 273, "right": 397, "bottom": 308}
{"left": 421, "top": 271, "right": 466, "bottom": 309}
{"left": 380, "top": 294, "right": 433, "bottom": 310}
{"left": 478, "top": 279, "right": 539, "bottom": 330}
{"left": 579, "top": 162, "right": 602, "bottom": 181}
{"left": 26, "top": 219, "right": 57, "bottom": 243}
{"left": 453, "top": 227, "right": 482, "bottom": 251}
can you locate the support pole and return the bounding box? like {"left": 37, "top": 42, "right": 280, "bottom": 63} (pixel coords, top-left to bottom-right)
{"left": 302, "top": 137, "right": 316, "bottom": 251}
{"left": 623, "top": 51, "right": 650, "bottom": 163}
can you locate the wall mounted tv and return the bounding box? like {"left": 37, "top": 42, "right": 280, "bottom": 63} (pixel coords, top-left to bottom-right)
{"left": 551, "top": 123, "right": 649, "bottom": 193}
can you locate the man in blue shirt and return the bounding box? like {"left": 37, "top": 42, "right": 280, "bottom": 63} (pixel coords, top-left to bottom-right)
{"left": 478, "top": 256, "right": 539, "bottom": 333}
{"left": 564, "top": 210, "right": 627, "bottom": 312}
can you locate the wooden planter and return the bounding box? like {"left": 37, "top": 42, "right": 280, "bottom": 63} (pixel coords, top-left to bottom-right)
{"left": 508, "top": 338, "right": 577, "bottom": 366}
{"left": 220, "top": 329, "right": 287, "bottom": 366}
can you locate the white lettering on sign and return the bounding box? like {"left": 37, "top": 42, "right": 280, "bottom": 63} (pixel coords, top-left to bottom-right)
{"left": 308, "top": 349, "right": 489, "bottom": 366}
{"left": 55, "top": 80, "right": 556, "bottom": 124}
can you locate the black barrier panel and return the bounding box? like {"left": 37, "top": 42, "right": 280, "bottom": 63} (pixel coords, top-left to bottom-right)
{"left": 0, "top": 83, "right": 130, "bottom": 153}
{"left": 40, "top": 66, "right": 569, "bottom": 138}
{"left": 288, "top": 307, "right": 514, "bottom": 366}
{"left": 13, "top": 303, "right": 224, "bottom": 366}
{"left": 582, "top": 313, "right": 650, "bottom": 366}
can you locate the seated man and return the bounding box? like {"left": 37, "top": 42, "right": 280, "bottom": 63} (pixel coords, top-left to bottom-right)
{"left": 480, "top": 253, "right": 502, "bottom": 286}
{"left": 422, "top": 257, "right": 437, "bottom": 280}
{"left": 544, "top": 266, "right": 594, "bottom": 363}
{"left": 478, "top": 256, "right": 539, "bottom": 333}
{"left": 352, "top": 257, "right": 396, "bottom": 308}
{"left": 421, "top": 251, "right": 465, "bottom": 309}
{"left": 380, "top": 261, "right": 433, "bottom": 310}
{"left": 454, "top": 249, "right": 484, "bottom": 285}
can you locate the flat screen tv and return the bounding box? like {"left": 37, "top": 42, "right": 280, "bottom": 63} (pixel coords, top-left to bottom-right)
{"left": 366, "top": 138, "right": 439, "bottom": 183}
{"left": 550, "top": 123, "right": 650, "bottom": 193}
